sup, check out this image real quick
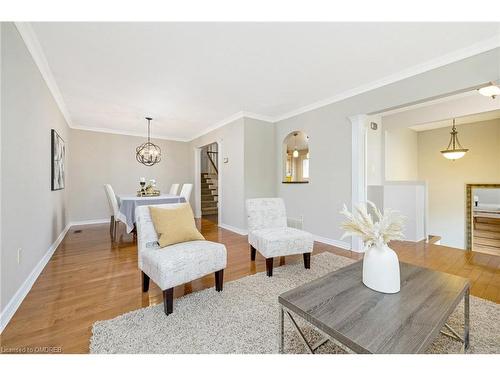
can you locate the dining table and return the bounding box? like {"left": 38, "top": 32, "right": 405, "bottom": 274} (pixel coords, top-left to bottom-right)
{"left": 116, "top": 194, "right": 186, "bottom": 233}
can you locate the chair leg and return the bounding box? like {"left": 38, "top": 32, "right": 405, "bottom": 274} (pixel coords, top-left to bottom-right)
{"left": 163, "top": 288, "right": 174, "bottom": 315}
{"left": 303, "top": 253, "right": 311, "bottom": 269}
{"left": 132, "top": 225, "right": 137, "bottom": 241}
{"left": 215, "top": 269, "right": 224, "bottom": 292}
{"left": 142, "top": 271, "right": 150, "bottom": 292}
{"left": 250, "top": 245, "right": 256, "bottom": 261}
{"left": 109, "top": 215, "right": 114, "bottom": 236}
{"left": 113, "top": 220, "right": 118, "bottom": 242}
{"left": 266, "top": 258, "right": 274, "bottom": 277}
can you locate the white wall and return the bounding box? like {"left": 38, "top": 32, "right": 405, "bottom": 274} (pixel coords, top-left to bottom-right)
{"left": 383, "top": 119, "right": 419, "bottom": 181}
{"left": 190, "top": 118, "right": 246, "bottom": 231}
{"left": 190, "top": 116, "right": 276, "bottom": 232}
{"left": 366, "top": 115, "right": 383, "bottom": 185}
{"left": 244, "top": 118, "right": 276, "bottom": 200}
{"left": 383, "top": 183, "right": 426, "bottom": 242}
{"left": 274, "top": 47, "right": 500, "bottom": 247}
{"left": 68, "top": 128, "right": 193, "bottom": 222}
{"left": 418, "top": 119, "right": 500, "bottom": 249}
{"left": 1, "top": 23, "right": 70, "bottom": 327}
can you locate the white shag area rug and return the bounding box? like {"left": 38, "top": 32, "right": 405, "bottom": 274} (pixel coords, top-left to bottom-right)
{"left": 90, "top": 252, "right": 500, "bottom": 354}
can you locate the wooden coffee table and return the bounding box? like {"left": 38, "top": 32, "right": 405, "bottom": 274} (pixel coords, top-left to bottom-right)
{"left": 278, "top": 261, "right": 470, "bottom": 354}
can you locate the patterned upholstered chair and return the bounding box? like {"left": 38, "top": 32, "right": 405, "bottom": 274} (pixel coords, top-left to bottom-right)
{"left": 135, "top": 204, "right": 227, "bottom": 315}
{"left": 246, "top": 198, "right": 314, "bottom": 276}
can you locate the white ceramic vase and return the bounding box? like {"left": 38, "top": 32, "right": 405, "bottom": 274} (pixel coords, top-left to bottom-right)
{"left": 362, "top": 243, "right": 400, "bottom": 293}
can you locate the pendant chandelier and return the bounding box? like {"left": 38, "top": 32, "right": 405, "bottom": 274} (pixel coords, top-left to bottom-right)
{"left": 136, "top": 117, "right": 162, "bottom": 166}
{"left": 440, "top": 119, "right": 468, "bottom": 160}
{"left": 292, "top": 133, "right": 299, "bottom": 158}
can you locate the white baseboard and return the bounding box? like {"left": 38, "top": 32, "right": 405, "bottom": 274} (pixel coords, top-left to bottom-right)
{"left": 70, "top": 218, "right": 109, "bottom": 226}
{"left": 0, "top": 223, "right": 71, "bottom": 333}
{"left": 313, "top": 235, "right": 352, "bottom": 251}
{"left": 218, "top": 223, "right": 248, "bottom": 236}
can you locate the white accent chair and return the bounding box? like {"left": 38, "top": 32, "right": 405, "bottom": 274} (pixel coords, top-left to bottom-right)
{"left": 180, "top": 183, "right": 193, "bottom": 202}
{"left": 246, "top": 198, "right": 314, "bottom": 277}
{"left": 169, "top": 183, "right": 180, "bottom": 195}
{"left": 135, "top": 204, "right": 227, "bottom": 315}
{"left": 104, "top": 184, "right": 124, "bottom": 242}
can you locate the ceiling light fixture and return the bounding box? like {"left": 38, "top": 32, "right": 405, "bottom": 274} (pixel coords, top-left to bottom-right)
{"left": 136, "top": 117, "right": 162, "bottom": 166}
{"left": 440, "top": 119, "right": 468, "bottom": 160}
{"left": 478, "top": 83, "right": 500, "bottom": 99}
{"left": 292, "top": 133, "right": 299, "bottom": 158}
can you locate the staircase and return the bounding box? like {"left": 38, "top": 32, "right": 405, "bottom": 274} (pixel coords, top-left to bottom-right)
{"left": 201, "top": 173, "right": 218, "bottom": 215}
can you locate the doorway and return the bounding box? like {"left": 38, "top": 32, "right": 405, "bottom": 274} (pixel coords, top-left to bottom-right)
{"left": 199, "top": 142, "right": 219, "bottom": 224}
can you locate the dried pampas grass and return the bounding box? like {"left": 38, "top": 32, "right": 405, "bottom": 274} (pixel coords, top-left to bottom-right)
{"left": 340, "top": 201, "right": 405, "bottom": 248}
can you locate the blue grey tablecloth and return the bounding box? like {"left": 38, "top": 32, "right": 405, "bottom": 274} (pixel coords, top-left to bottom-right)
{"left": 116, "top": 194, "right": 186, "bottom": 233}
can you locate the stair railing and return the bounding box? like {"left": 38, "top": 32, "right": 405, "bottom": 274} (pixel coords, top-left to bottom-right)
{"left": 207, "top": 151, "right": 218, "bottom": 174}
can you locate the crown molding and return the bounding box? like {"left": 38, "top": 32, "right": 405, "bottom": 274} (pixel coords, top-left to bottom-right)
{"left": 73, "top": 111, "right": 274, "bottom": 143}
{"left": 18, "top": 22, "right": 500, "bottom": 141}
{"left": 14, "top": 22, "right": 73, "bottom": 127}
{"left": 188, "top": 111, "right": 275, "bottom": 141}
{"left": 273, "top": 34, "right": 500, "bottom": 123}
{"left": 71, "top": 124, "right": 191, "bottom": 142}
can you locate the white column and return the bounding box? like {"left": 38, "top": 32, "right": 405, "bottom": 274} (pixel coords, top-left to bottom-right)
{"left": 349, "top": 114, "right": 368, "bottom": 252}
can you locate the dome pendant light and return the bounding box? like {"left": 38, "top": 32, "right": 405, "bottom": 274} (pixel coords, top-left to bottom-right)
{"left": 292, "top": 132, "right": 299, "bottom": 158}
{"left": 136, "top": 117, "right": 162, "bottom": 166}
{"left": 478, "top": 82, "right": 500, "bottom": 99}
{"left": 440, "top": 119, "right": 468, "bottom": 160}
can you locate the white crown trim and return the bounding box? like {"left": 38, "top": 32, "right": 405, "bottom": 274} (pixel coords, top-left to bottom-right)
{"left": 14, "top": 22, "right": 73, "bottom": 127}
{"left": 71, "top": 124, "right": 191, "bottom": 142}
{"left": 18, "top": 22, "right": 500, "bottom": 141}
{"left": 189, "top": 111, "right": 275, "bottom": 141}
{"left": 272, "top": 34, "right": 500, "bottom": 123}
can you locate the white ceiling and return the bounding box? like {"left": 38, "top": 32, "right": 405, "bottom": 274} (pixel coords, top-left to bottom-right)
{"left": 410, "top": 109, "right": 500, "bottom": 131}
{"left": 381, "top": 88, "right": 500, "bottom": 131}
{"left": 29, "top": 22, "right": 500, "bottom": 141}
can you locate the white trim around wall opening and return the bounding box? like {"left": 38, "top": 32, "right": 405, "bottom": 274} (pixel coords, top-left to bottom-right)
{"left": 349, "top": 114, "right": 368, "bottom": 253}
{"left": 194, "top": 147, "right": 202, "bottom": 218}
{"left": 194, "top": 140, "right": 223, "bottom": 227}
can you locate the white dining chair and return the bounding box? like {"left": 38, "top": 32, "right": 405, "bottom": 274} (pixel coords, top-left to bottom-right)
{"left": 104, "top": 184, "right": 124, "bottom": 242}
{"left": 169, "top": 183, "right": 180, "bottom": 195}
{"left": 179, "top": 183, "right": 193, "bottom": 202}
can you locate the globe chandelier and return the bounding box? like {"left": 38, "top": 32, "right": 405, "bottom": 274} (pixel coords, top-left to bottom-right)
{"left": 136, "top": 117, "right": 162, "bottom": 166}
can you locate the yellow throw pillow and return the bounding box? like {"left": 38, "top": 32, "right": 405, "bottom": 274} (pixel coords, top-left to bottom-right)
{"left": 149, "top": 203, "right": 205, "bottom": 247}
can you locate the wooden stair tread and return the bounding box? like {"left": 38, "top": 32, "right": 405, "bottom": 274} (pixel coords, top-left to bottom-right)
{"left": 474, "top": 223, "right": 500, "bottom": 232}
{"left": 474, "top": 237, "right": 500, "bottom": 247}
{"left": 474, "top": 217, "right": 500, "bottom": 224}
{"left": 474, "top": 230, "right": 500, "bottom": 240}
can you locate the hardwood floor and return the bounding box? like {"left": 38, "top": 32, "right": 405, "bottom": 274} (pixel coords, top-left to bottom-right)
{"left": 1, "top": 218, "right": 499, "bottom": 353}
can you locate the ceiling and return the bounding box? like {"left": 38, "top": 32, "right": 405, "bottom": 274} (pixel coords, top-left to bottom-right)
{"left": 410, "top": 109, "right": 500, "bottom": 131}
{"left": 29, "top": 22, "right": 500, "bottom": 141}
{"left": 380, "top": 87, "right": 500, "bottom": 131}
